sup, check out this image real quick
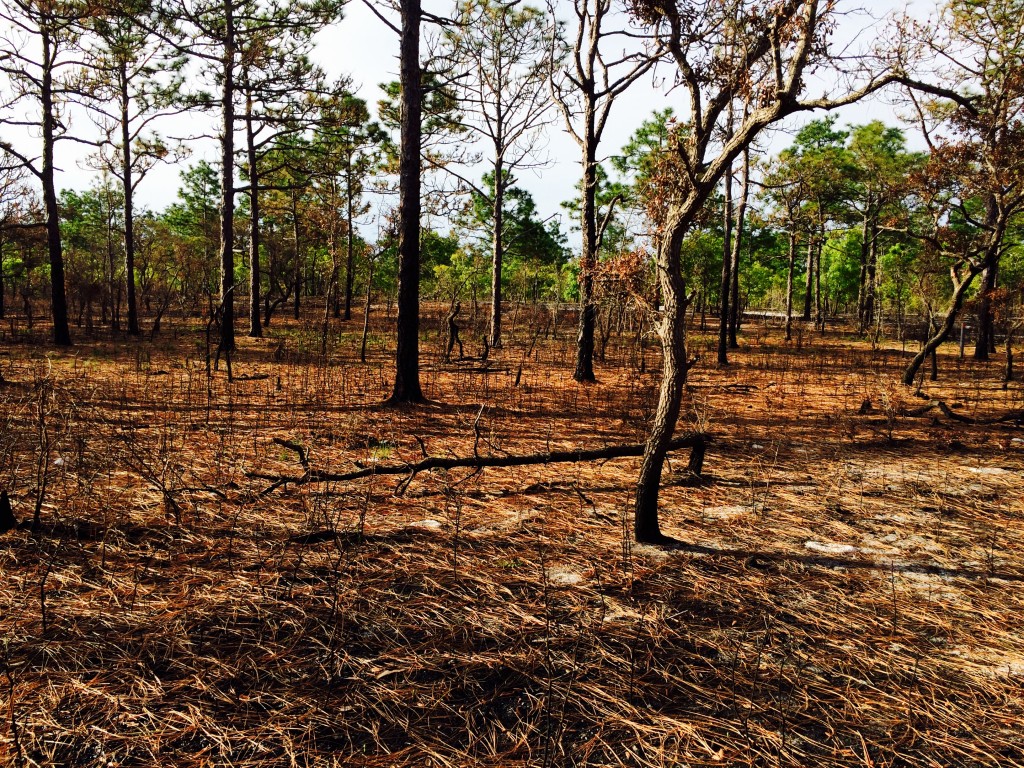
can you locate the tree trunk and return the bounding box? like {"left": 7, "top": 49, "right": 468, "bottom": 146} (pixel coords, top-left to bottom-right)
{"left": 120, "top": 63, "right": 140, "bottom": 337}
{"left": 573, "top": 111, "right": 598, "bottom": 383}
{"left": 903, "top": 268, "right": 981, "bottom": 385}
{"left": 634, "top": 222, "right": 692, "bottom": 544}
{"left": 0, "top": 232, "right": 5, "bottom": 319}
{"left": 286, "top": 195, "right": 299, "bottom": 319}
{"left": 344, "top": 151, "right": 355, "bottom": 320}
{"left": 802, "top": 235, "right": 813, "bottom": 321}
{"left": 360, "top": 258, "right": 374, "bottom": 363}
{"left": 975, "top": 260, "right": 998, "bottom": 360}
{"left": 489, "top": 159, "right": 505, "bottom": 349}
{"left": 814, "top": 236, "right": 823, "bottom": 331}
{"left": 727, "top": 148, "right": 749, "bottom": 348}
{"left": 784, "top": 231, "right": 796, "bottom": 341}
{"left": 218, "top": 0, "right": 236, "bottom": 354}
{"left": 41, "top": 28, "right": 70, "bottom": 346}
{"left": 717, "top": 164, "right": 733, "bottom": 365}
{"left": 388, "top": 0, "right": 425, "bottom": 404}
{"left": 857, "top": 212, "right": 869, "bottom": 333}
{"left": 866, "top": 220, "right": 878, "bottom": 330}
{"left": 245, "top": 93, "right": 262, "bottom": 338}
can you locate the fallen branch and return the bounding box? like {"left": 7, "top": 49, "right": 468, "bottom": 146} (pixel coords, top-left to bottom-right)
{"left": 899, "top": 400, "right": 1024, "bottom": 425}
{"left": 249, "top": 433, "right": 711, "bottom": 497}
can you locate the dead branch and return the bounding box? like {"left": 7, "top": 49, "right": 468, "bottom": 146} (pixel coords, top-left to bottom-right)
{"left": 250, "top": 433, "right": 712, "bottom": 497}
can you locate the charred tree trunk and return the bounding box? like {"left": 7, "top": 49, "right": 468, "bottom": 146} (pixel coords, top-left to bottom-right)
{"left": 975, "top": 260, "right": 998, "bottom": 360}
{"left": 573, "top": 122, "right": 598, "bottom": 383}
{"left": 291, "top": 191, "right": 301, "bottom": 320}
{"left": 784, "top": 231, "right": 796, "bottom": 341}
{"left": 246, "top": 93, "right": 262, "bottom": 338}
{"left": 41, "top": 27, "right": 70, "bottom": 346}
{"left": 489, "top": 159, "right": 505, "bottom": 350}
{"left": 388, "top": 0, "right": 425, "bottom": 404}
{"left": 343, "top": 151, "right": 355, "bottom": 320}
{"left": 217, "top": 0, "right": 236, "bottom": 354}
{"left": 119, "top": 61, "right": 140, "bottom": 337}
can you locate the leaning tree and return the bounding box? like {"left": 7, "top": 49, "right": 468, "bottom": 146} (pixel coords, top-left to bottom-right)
{"left": 629, "top": 0, "right": 902, "bottom": 544}
{"left": 896, "top": 0, "right": 1024, "bottom": 382}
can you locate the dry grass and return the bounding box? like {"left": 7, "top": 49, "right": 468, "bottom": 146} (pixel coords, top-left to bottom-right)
{"left": 1, "top": 307, "right": 1023, "bottom": 767}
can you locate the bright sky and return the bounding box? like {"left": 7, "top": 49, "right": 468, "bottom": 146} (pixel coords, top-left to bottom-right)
{"left": 36, "top": 0, "right": 934, "bottom": 244}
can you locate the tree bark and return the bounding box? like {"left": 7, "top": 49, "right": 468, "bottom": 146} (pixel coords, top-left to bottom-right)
{"left": 573, "top": 116, "right": 598, "bottom": 382}
{"left": 489, "top": 159, "right": 505, "bottom": 349}
{"left": 41, "top": 26, "right": 71, "bottom": 346}
{"left": 119, "top": 60, "right": 140, "bottom": 337}
{"left": 802, "top": 235, "right": 813, "bottom": 321}
{"left": 727, "top": 148, "right": 749, "bottom": 348}
{"left": 717, "top": 164, "right": 733, "bottom": 365}
{"left": 389, "top": 0, "right": 425, "bottom": 404}
{"left": 634, "top": 222, "right": 693, "bottom": 544}
{"left": 784, "top": 231, "right": 796, "bottom": 341}
{"left": 218, "top": 0, "right": 236, "bottom": 354}
{"left": 344, "top": 150, "right": 355, "bottom": 320}
{"left": 246, "top": 93, "right": 262, "bottom": 338}
{"left": 291, "top": 191, "right": 301, "bottom": 320}
{"left": 903, "top": 267, "right": 980, "bottom": 385}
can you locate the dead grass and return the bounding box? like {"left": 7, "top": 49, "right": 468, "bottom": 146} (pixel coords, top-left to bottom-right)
{"left": 1, "top": 308, "right": 1023, "bottom": 767}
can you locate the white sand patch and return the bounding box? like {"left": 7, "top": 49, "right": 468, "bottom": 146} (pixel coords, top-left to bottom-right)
{"left": 966, "top": 466, "right": 1012, "bottom": 477}
{"left": 547, "top": 567, "right": 583, "bottom": 586}
{"left": 704, "top": 505, "right": 750, "bottom": 520}
{"left": 805, "top": 541, "right": 859, "bottom": 556}
{"left": 941, "top": 483, "right": 994, "bottom": 497}
{"left": 408, "top": 519, "right": 442, "bottom": 530}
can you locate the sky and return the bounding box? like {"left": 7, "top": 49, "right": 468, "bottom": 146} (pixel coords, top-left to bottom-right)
{"left": 33, "top": 0, "right": 933, "bottom": 245}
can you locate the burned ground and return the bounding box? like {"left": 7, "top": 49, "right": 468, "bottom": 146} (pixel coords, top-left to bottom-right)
{"left": 1, "top": 309, "right": 1023, "bottom": 767}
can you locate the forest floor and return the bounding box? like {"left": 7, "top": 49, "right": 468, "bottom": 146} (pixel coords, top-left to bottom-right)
{"left": 1, "top": 306, "right": 1023, "bottom": 767}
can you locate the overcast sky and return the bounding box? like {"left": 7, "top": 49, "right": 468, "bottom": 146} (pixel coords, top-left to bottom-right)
{"left": 39, "top": 0, "right": 933, "bottom": 244}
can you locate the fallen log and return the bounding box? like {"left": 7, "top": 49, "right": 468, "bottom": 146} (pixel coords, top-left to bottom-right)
{"left": 250, "top": 433, "right": 711, "bottom": 497}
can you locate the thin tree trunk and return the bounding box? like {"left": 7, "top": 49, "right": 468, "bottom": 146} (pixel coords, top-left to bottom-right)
{"left": 785, "top": 231, "right": 796, "bottom": 341}
{"left": 717, "top": 164, "right": 733, "bottom": 365}
{"left": 360, "top": 258, "right": 374, "bottom": 363}
{"left": 857, "top": 212, "right": 869, "bottom": 333}
{"left": 815, "top": 236, "right": 823, "bottom": 331}
{"left": 728, "top": 147, "right": 749, "bottom": 348}
{"left": 802, "top": 235, "right": 813, "bottom": 322}
{"left": 246, "top": 92, "right": 262, "bottom": 338}
{"left": 903, "top": 267, "right": 981, "bottom": 385}
{"left": 41, "top": 26, "right": 70, "bottom": 346}
{"left": 218, "top": 0, "right": 236, "bottom": 354}
{"left": 0, "top": 232, "right": 5, "bottom": 319}
{"left": 489, "top": 159, "right": 505, "bottom": 349}
{"left": 865, "top": 217, "right": 878, "bottom": 330}
{"left": 120, "top": 63, "right": 140, "bottom": 336}
{"left": 573, "top": 110, "right": 598, "bottom": 383}
{"left": 292, "top": 191, "right": 301, "bottom": 320}
{"left": 344, "top": 152, "right": 355, "bottom": 320}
